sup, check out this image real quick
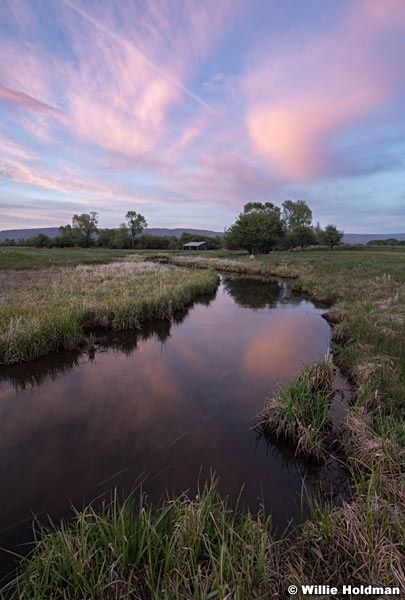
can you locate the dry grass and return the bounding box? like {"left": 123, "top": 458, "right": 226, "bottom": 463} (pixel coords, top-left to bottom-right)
{"left": 0, "top": 261, "right": 218, "bottom": 364}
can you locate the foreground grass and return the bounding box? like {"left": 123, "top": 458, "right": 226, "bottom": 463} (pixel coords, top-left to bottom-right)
{"left": 2, "top": 477, "right": 404, "bottom": 599}
{"left": 0, "top": 260, "right": 218, "bottom": 364}
{"left": 258, "top": 359, "right": 334, "bottom": 461}
{"left": 1, "top": 480, "right": 279, "bottom": 600}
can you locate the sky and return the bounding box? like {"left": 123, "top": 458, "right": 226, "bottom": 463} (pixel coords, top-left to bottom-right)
{"left": 1, "top": 0, "right": 405, "bottom": 233}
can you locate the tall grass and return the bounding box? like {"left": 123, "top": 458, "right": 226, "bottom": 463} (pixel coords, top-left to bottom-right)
{"left": 1, "top": 479, "right": 279, "bottom": 600}
{"left": 0, "top": 261, "right": 218, "bottom": 364}
{"left": 258, "top": 359, "right": 334, "bottom": 461}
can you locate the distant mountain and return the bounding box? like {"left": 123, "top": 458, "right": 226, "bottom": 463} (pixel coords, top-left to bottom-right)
{"left": 0, "top": 227, "right": 61, "bottom": 241}
{"left": 343, "top": 233, "right": 405, "bottom": 244}
{"left": 0, "top": 227, "right": 224, "bottom": 242}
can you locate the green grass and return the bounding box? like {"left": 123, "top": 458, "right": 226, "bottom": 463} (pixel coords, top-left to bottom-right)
{"left": 0, "top": 247, "right": 143, "bottom": 270}
{"left": 258, "top": 359, "right": 334, "bottom": 461}
{"left": 1, "top": 479, "right": 279, "bottom": 600}
{"left": 0, "top": 260, "right": 218, "bottom": 364}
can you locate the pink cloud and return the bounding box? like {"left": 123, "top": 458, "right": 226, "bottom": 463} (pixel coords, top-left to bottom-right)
{"left": 0, "top": 157, "right": 154, "bottom": 205}
{"left": 0, "top": 85, "right": 63, "bottom": 115}
{"left": 245, "top": 0, "right": 405, "bottom": 180}
{"left": 0, "top": 0, "right": 240, "bottom": 160}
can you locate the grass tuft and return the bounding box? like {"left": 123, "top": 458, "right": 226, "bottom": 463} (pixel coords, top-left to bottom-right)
{"left": 258, "top": 359, "right": 334, "bottom": 461}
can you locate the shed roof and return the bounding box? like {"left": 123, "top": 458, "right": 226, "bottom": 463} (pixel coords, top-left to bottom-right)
{"left": 183, "top": 241, "right": 206, "bottom": 247}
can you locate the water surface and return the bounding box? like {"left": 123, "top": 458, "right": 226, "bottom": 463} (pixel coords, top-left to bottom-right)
{"left": 0, "top": 276, "right": 343, "bottom": 578}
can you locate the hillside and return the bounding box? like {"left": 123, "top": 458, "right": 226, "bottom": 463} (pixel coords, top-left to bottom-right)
{"left": 342, "top": 233, "right": 405, "bottom": 244}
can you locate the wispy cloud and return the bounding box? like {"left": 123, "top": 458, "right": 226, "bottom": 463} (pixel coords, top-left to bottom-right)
{"left": 61, "top": 0, "right": 216, "bottom": 113}
{"left": 1, "top": 0, "right": 404, "bottom": 231}
{"left": 245, "top": 0, "right": 405, "bottom": 180}
{"left": 0, "top": 85, "right": 64, "bottom": 115}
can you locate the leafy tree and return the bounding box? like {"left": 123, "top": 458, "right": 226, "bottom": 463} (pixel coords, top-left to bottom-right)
{"left": 367, "top": 240, "right": 386, "bottom": 246}
{"left": 313, "top": 221, "right": 323, "bottom": 245}
{"left": 115, "top": 223, "right": 131, "bottom": 249}
{"left": 54, "top": 224, "right": 84, "bottom": 247}
{"left": 72, "top": 212, "right": 98, "bottom": 247}
{"left": 224, "top": 202, "right": 284, "bottom": 254}
{"left": 178, "top": 233, "right": 222, "bottom": 250}
{"left": 322, "top": 224, "right": 343, "bottom": 250}
{"left": 25, "top": 233, "right": 51, "bottom": 248}
{"left": 125, "top": 211, "right": 147, "bottom": 248}
{"left": 282, "top": 200, "right": 312, "bottom": 229}
{"left": 287, "top": 225, "right": 316, "bottom": 250}
{"left": 97, "top": 228, "right": 117, "bottom": 248}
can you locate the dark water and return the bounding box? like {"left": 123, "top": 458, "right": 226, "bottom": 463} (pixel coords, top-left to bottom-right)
{"left": 0, "top": 276, "right": 346, "bottom": 579}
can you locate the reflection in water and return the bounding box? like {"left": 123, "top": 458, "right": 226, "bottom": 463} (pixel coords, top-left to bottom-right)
{"left": 0, "top": 293, "right": 217, "bottom": 391}
{"left": 222, "top": 276, "right": 301, "bottom": 309}
{"left": 0, "top": 276, "right": 344, "bottom": 579}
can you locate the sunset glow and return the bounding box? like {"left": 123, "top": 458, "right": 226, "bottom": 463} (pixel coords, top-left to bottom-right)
{"left": 1, "top": 0, "right": 404, "bottom": 232}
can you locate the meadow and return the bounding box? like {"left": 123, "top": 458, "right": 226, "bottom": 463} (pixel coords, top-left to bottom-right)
{"left": 1, "top": 248, "right": 404, "bottom": 598}
{"left": 0, "top": 256, "right": 218, "bottom": 364}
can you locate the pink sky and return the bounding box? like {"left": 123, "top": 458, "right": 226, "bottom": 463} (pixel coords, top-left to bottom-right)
{"left": 1, "top": 0, "right": 405, "bottom": 232}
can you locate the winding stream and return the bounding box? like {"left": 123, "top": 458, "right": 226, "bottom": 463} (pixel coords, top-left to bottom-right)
{"left": 0, "top": 276, "right": 348, "bottom": 578}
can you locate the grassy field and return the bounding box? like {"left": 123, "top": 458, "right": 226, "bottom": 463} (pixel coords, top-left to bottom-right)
{"left": 1, "top": 248, "right": 404, "bottom": 598}
{"left": 0, "top": 247, "right": 142, "bottom": 270}
{"left": 0, "top": 258, "right": 218, "bottom": 364}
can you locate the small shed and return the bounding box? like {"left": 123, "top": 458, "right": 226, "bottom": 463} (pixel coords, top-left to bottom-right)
{"left": 183, "top": 241, "right": 207, "bottom": 251}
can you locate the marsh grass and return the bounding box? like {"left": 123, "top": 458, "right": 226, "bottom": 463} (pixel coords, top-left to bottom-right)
{"left": 258, "top": 359, "right": 334, "bottom": 461}
{"left": 0, "top": 261, "right": 218, "bottom": 364}
{"left": 1, "top": 480, "right": 280, "bottom": 600}
{"left": 167, "top": 254, "right": 300, "bottom": 279}
{"left": 286, "top": 480, "right": 405, "bottom": 594}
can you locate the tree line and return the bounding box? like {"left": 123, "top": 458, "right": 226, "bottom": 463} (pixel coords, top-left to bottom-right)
{"left": 224, "top": 200, "right": 343, "bottom": 253}
{"left": 2, "top": 201, "right": 343, "bottom": 252}
{"left": 7, "top": 211, "right": 222, "bottom": 250}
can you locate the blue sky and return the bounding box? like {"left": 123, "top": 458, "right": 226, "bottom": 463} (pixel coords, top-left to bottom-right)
{"left": 1, "top": 0, "right": 405, "bottom": 232}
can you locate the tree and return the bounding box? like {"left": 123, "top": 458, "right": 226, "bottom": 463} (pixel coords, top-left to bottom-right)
{"left": 313, "top": 221, "right": 323, "bottom": 245}
{"left": 55, "top": 224, "right": 84, "bottom": 247}
{"left": 125, "top": 211, "right": 147, "bottom": 248}
{"left": 224, "top": 202, "right": 284, "bottom": 254}
{"left": 72, "top": 212, "right": 98, "bottom": 247}
{"left": 115, "top": 223, "right": 131, "bottom": 249}
{"left": 287, "top": 225, "right": 316, "bottom": 250}
{"left": 282, "top": 200, "right": 312, "bottom": 229}
{"left": 322, "top": 224, "right": 343, "bottom": 250}
{"left": 26, "top": 233, "right": 51, "bottom": 248}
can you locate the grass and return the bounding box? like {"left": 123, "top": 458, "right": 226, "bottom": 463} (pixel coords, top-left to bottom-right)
{"left": 258, "top": 359, "right": 334, "bottom": 461}
{"left": 0, "top": 247, "right": 141, "bottom": 271}
{"left": 1, "top": 248, "right": 404, "bottom": 597}
{"left": 1, "top": 479, "right": 280, "bottom": 600}
{"left": 0, "top": 260, "right": 218, "bottom": 364}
